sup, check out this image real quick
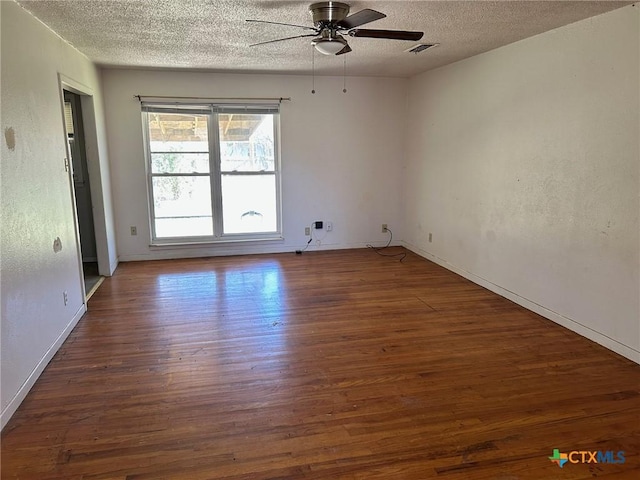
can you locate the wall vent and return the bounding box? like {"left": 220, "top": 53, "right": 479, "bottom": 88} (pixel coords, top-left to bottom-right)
{"left": 405, "top": 43, "right": 439, "bottom": 54}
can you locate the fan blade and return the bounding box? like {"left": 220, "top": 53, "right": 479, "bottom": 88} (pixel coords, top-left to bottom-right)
{"left": 337, "top": 9, "right": 386, "bottom": 29}
{"left": 348, "top": 29, "right": 424, "bottom": 41}
{"left": 336, "top": 44, "right": 352, "bottom": 55}
{"left": 246, "top": 19, "right": 316, "bottom": 31}
{"left": 250, "top": 33, "right": 318, "bottom": 47}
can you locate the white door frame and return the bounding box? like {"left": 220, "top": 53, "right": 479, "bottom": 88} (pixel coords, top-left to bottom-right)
{"left": 58, "top": 74, "right": 113, "bottom": 287}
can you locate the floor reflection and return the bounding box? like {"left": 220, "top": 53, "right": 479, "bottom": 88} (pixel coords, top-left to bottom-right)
{"left": 153, "top": 260, "right": 288, "bottom": 382}
{"left": 219, "top": 260, "right": 287, "bottom": 347}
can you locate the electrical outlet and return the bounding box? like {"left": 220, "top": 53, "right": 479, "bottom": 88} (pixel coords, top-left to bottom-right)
{"left": 382, "top": 224, "right": 388, "bottom": 233}
{"left": 130, "top": 226, "right": 137, "bottom": 236}
{"left": 305, "top": 226, "right": 310, "bottom": 236}
{"left": 429, "top": 233, "right": 433, "bottom": 243}
{"left": 63, "top": 291, "right": 68, "bottom": 306}
{"left": 314, "top": 221, "right": 323, "bottom": 230}
{"left": 326, "top": 221, "right": 333, "bottom": 232}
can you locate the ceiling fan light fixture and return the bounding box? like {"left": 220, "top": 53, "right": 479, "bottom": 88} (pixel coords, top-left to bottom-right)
{"left": 313, "top": 36, "right": 347, "bottom": 55}
{"left": 249, "top": 2, "right": 423, "bottom": 57}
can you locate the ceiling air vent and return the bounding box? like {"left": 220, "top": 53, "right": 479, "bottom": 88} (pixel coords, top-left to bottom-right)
{"left": 405, "top": 43, "right": 439, "bottom": 54}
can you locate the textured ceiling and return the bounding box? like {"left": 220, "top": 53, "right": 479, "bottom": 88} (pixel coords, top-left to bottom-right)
{"left": 16, "top": 0, "right": 634, "bottom": 77}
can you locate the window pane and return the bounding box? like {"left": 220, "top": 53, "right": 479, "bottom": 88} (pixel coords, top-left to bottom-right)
{"left": 221, "top": 174, "right": 277, "bottom": 234}
{"left": 151, "top": 153, "right": 210, "bottom": 174}
{"left": 152, "top": 176, "right": 212, "bottom": 237}
{"left": 219, "top": 114, "right": 275, "bottom": 172}
{"left": 155, "top": 217, "right": 212, "bottom": 238}
{"left": 148, "top": 113, "right": 208, "bottom": 152}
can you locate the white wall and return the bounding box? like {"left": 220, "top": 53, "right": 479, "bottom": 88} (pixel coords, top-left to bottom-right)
{"left": 1, "top": 1, "right": 116, "bottom": 428}
{"left": 102, "top": 69, "right": 406, "bottom": 260}
{"left": 404, "top": 5, "right": 639, "bottom": 362}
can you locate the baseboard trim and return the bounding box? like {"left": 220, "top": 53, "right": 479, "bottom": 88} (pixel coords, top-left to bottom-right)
{"left": 403, "top": 241, "right": 640, "bottom": 365}
{"left": 1, "top": 303, "right": 87, "bottom": 430}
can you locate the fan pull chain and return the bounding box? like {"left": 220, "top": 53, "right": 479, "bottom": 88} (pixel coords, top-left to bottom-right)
{"left": 311, "top": 46, "right": 316, "bottom": 94}
{"left": 343, "top": 56, "right": 347, "bottom": 94}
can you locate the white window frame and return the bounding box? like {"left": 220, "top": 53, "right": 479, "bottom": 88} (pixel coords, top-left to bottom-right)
{"left": 142, "top": 102, "right": 282, "bottom": 245}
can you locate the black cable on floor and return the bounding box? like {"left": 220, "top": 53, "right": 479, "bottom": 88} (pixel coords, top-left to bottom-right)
{"left": 366, "top": 228, "right": 406, "bottom": 262}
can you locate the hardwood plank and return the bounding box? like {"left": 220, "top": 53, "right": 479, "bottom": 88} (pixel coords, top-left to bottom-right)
{"left": 2, "top": 248, "right": 639, "bottom": 479}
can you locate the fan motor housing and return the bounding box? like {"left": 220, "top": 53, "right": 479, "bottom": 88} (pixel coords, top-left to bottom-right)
{"left": 309, "top": 2, "right": 350, "bottom": 26}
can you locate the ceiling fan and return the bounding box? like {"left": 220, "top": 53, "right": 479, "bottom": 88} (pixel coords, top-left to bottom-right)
{"left": 247, "top": 1, "right": 424, "bottom": 56}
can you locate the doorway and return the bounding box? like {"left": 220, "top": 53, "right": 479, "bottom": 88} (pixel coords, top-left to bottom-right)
{"left": 63, "top": 90, "right": 104, "bottom": 299}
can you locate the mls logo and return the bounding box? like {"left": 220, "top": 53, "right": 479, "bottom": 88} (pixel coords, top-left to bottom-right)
{"left": 549, "top": 449, "right": 625, "bottom": 468}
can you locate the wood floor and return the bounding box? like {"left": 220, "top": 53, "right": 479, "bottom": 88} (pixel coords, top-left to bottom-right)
{"left": 2, "top": 248, "right": 639, "bottom": 479}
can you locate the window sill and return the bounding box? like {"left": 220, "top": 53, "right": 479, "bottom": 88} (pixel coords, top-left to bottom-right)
{"left": 150, "top": 236, "right": 284, "bottom": 248}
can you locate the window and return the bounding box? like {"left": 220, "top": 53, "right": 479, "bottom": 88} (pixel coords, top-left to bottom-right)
{"left": 142, "top": 103, "right": 281, "bottom": 244}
